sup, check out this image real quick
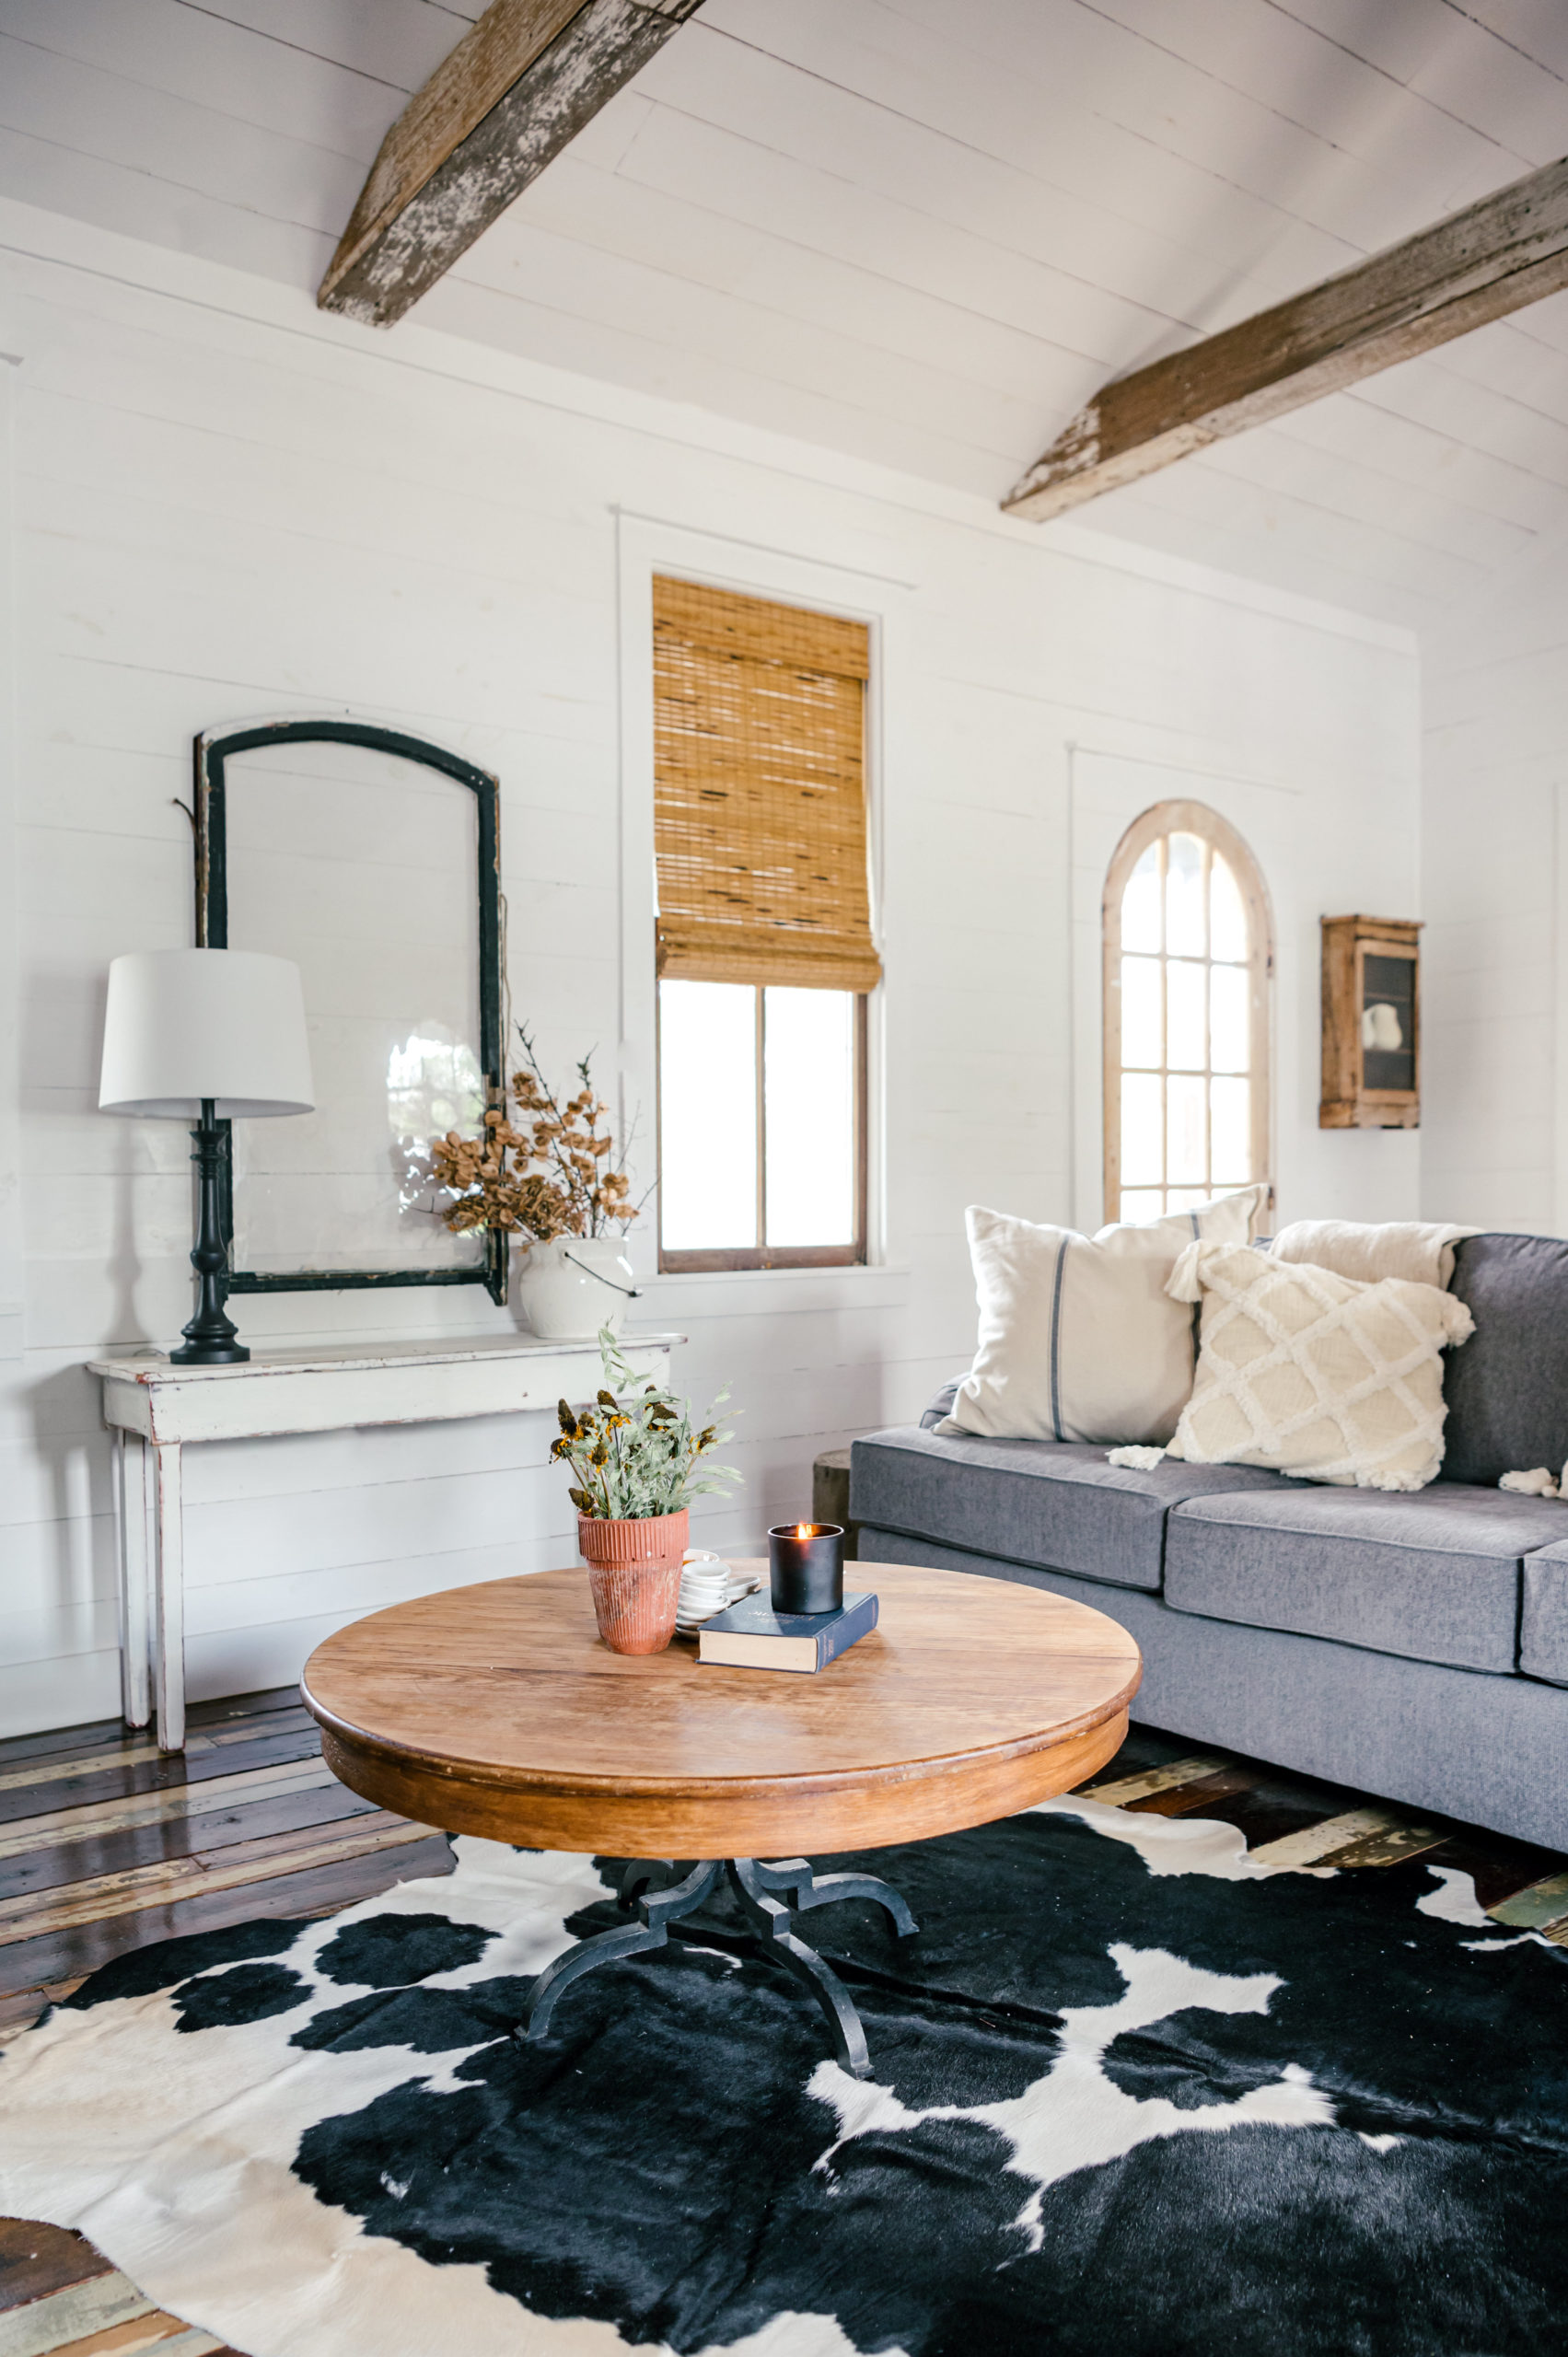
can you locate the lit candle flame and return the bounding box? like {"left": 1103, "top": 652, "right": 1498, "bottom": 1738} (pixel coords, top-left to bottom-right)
{"left": 796, "top": 1522, "right": 812, "bottom": 1540}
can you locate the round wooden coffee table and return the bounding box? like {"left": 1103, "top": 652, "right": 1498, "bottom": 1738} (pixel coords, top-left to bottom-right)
{"left": 301, "top": 1560, "right": 1141, "bottom": 2076}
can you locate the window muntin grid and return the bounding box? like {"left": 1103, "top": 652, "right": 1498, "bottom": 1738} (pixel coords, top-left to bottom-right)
{"left": 1105, "top": 811, "right": 1271, "bottom": 1225}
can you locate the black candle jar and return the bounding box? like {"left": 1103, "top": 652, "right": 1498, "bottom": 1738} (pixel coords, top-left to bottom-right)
{"left": 768, "top": 1522, "right": 845, "bottom": 1616}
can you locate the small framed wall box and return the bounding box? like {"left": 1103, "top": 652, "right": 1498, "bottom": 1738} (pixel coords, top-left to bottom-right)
{"left": 1320, "top": 914, "right": 1422, "bottom": 1130}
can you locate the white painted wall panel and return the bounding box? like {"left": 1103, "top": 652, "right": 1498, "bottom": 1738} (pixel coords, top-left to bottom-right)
{"left": 1423, "top": 523, "right": 1568, "bottom": 1234}
{"left": 0, "top": 201, "right": 1419, "bottom": 1738}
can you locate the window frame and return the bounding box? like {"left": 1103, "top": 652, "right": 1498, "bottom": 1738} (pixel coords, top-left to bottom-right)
{"left": 656, "top": 984, "right": 869, "bottom": 1272}
{"left": 1101, "top": 799, "right": 1273, "bottom": 1227}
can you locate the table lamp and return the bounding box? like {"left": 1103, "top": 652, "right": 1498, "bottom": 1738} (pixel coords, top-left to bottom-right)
{"left": 99, "top": 948, "right": 314, "bottom": 1364}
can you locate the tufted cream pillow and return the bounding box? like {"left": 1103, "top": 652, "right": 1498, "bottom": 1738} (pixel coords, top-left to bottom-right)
{"left": 1156, "top": 1241, "right": 1474, "bottom": 1492}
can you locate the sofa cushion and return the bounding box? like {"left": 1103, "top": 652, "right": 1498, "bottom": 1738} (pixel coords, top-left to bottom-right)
{"left": 1166, "top": 1482, "right": 1568, "bottom": 1673}
{"left": 1522, "top": 1538, "right": 1568, "bottom": 1687}
{"left": 850, "top": 1425, "right": 1289, "bottom": 1591}
{"left": 1443, "top": 1232, "right": 1568, "bottom": 1486}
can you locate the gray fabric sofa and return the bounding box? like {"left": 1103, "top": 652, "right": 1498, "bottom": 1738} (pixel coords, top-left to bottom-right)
{"left": 850, "top": 1232, "right": 1568, "bottom": 1852}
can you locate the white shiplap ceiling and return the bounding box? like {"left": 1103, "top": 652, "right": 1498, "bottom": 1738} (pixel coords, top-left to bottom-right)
{"left": 4, "top": 0, "right": 1568, "bottom": 626}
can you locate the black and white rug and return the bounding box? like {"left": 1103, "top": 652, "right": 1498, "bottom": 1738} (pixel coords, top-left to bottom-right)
{"left": 1, "top": 1795, "right": 1565, "bottom": 2357}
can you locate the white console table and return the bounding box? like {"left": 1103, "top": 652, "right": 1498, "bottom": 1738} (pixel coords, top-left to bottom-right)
{"left": 90, "top": 1330, "right": 684, "bottom": 1753}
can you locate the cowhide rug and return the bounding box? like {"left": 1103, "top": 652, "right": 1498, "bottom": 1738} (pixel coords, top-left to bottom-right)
{"left": 1, "top": 1797, "right": 1564, "bottom": 2357}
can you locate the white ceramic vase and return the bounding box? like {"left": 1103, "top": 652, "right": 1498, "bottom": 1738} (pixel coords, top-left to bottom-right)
{"left": 515, "top": 1234, "right": 637, "bottom": 1341}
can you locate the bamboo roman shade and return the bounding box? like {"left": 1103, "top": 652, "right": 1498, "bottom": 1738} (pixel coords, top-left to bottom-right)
{"left": 652, "top": 576, "right": 882, "bottom": 993}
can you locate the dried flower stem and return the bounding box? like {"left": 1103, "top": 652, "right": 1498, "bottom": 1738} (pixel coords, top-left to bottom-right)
{"left": 429, "top": 1023, "right": 638, "bottom": 1243}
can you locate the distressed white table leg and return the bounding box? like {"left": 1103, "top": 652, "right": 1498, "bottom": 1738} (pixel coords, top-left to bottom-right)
{"left": 152, "top": 1439, "right": 186, "bottom": 1753}
{"left": 113, "top": 1429, "right": 152, "bottom": 1729}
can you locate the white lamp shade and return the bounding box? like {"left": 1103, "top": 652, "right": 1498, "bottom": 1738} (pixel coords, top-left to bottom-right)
{"left": 99, "top": 949, "right": 315, "bottom": 1119}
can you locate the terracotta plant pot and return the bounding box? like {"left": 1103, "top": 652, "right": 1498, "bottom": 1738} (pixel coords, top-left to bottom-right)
{"left": 577, "top": 1507, "right": 689, "bottom": 1655}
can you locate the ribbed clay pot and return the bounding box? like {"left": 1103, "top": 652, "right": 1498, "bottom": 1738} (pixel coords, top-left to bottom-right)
{"left": 578, "top": 1507, "right": 688, "bottom": 1655}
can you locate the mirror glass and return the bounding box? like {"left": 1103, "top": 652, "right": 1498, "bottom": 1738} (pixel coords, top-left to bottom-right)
{"left": 220, "top": 737, "right": 487, "bottom": 1277}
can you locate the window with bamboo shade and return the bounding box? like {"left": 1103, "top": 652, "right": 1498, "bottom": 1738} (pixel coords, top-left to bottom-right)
{"left": 653, "top": 577, "right": 877, "bottom": 1270}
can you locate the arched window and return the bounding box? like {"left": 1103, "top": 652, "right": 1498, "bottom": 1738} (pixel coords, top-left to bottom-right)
{"left": 1103, "top": 801, "right": 1272, "bottom": 1225}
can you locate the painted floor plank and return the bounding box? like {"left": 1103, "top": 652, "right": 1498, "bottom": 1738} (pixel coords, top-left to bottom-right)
{"left": 0, "top": 1834, "right": 456, "bottom": 1998}
{"left": 0, "top": 1734, "right": 326, "bottom": 1835}
{"left": 1313, "top": 1820, "right": 1446, "bottom": 1869}
{"left": 0, "top": 2224, "right": 111, "bottom": 2317}
{"left": 0, "top": 2271, "right": 154, "bottom": 2357}
{"left": 0, "top": 1715, "right": 315, "bottom": 1807}
{"left": 1079, "top": 1754, "right": 1227, "bottom": 1805}
{"left": 47, "top": 2316, "right": 226, "bottom": 2355}
{"left": 1196, "top": 1775, "right": 1363, "bottom": 1853}
{"left": 1241, "top": 1806, "right": 1407, "bottom": 1869}
{"left": 0, "top": 1783, "right": 377, "bottom": 1908}
{"left": 0, "top": 1819, "right": 437, "bottom": 1945}
{"left": 0, "top": 1691, "right": 297, "bottom": 1777}
{"left": 1487, "top": 1870, "right": 1568, "bottom": 1929}
{"left": 0, "top": 1763, "right": 340, "bottom": 1865}
{"left": 1123, "top": 1764, "right": 1265, "bottom": 1818}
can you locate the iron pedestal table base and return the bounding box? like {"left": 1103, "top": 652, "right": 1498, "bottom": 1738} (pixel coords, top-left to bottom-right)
{"left": 517, "top": 1855, "right": 920, "bottom": 2078}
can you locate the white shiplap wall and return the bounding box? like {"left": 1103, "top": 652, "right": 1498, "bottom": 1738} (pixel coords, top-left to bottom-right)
{"left": 0, "top": 198, "right": 1420, "bottom": 1739}
{"left": 1423, "top": 519, "right": 1568, "bottom": 1235}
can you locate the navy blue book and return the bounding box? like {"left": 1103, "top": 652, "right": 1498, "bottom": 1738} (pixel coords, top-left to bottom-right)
{"left": 697, "top": 1589, "right": 878, "bottom": 1673}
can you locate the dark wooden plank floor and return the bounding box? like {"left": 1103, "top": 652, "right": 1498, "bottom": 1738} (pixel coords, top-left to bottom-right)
{"left": 1, "top": 1693, "right": 1563, "bottom": 2355}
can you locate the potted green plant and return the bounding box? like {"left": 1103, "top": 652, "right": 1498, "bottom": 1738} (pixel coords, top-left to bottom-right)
{"left": 552, "top": 1329, "right": 741, "bottom": 1654}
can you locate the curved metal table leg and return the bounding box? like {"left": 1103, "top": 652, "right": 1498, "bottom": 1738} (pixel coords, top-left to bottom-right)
{"left": 728, "top": 1859, "right": 878, "bottom": 2078}
{"left": 618, "top": 1857, "right": 682, "bottom": 1907}
{"left": 521, "top": 1859, "right": 723, "bottom": 2043}
{"left": 744, "top": 1855, "right": 920, "bottom": 1939}
{"left": 519, "top": 1852, "right": 917, "bottom": 2077}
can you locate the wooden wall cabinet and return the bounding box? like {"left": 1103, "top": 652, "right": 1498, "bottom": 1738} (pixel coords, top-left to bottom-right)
{"left": 1320, "top": 915, "right": 1422, "bottom": 1130}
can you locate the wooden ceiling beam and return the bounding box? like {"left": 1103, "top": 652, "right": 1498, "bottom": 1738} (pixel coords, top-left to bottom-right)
{"left": 1003, "top": 154, "right": 1568, "bottom": 524}
{"left": 319, "top": 0, "right": 703, "bottom": 328}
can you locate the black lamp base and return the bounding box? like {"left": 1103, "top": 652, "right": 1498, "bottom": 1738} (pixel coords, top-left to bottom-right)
{"left": 170, "top": 1334, "right": 250, "bottom": 1366}
{"left": 171, "top": 1101, "right": 250, "bottom": 1365}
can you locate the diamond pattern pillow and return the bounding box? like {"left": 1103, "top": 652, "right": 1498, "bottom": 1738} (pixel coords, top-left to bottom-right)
{"left": 1159, "top": 1241, "right": 1474, "bottom": 1492}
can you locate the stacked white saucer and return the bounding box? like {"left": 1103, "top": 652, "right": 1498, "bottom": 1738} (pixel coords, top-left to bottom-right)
{"left": 675, "top": 1550, "right": 761, "bottom": 1634}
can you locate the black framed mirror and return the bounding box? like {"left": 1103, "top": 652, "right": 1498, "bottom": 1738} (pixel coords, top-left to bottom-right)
{"left": 193, "top": 718, "right": 506, "bottom": 1304}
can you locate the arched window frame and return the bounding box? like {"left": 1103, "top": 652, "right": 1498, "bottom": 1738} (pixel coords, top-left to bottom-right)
{"left": 1102, "top": 799, "right": 1273, "bottom": 1227}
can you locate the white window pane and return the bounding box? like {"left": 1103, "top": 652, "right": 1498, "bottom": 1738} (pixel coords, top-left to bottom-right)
{"left": 1210, "top": 853, "right": 1249, "bottom": 964}
{"left": 764, "top": 987, "right": 855, "bottom": 1247}
{"left": 1167, "top": 960, "right": 1206, "bottom": 1070}
{"left": 1210, "top": 963, "right": 1250, "bottom": 1074}
{"left": 1121, "top": 845, "right": 1162, "bottom": 953}
{"left": 1167, "top": 1072, "right": 1206, "bottom": 1185}
{"left": 1121, "top": 956, "right": 1162, "bottom": 1068}
{"left": 1166, "top": 832, "right": 1206, "bottom": 958}
{"left": 1210, "top": 1075, "right": 1252, "bottom": 1185}
{"left": 1119, "top": 1189, "right": 1165, "bottom": 1224}
{"left": 1165, "top": 1188, "right": 1213, "bottom": 1214}
{"left": 1121, "top": 1072, "right": 1163, "bottom": 1186}
{"left": 658, "top": 980, "right": 757, "bottom": 1249}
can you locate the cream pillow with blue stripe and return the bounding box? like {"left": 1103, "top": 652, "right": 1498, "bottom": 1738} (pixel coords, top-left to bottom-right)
{"left": 939, "top": 1186, "right": 1269, "bottom": 1448}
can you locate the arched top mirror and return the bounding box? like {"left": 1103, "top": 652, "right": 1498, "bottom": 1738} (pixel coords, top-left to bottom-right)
{"left": 193, "top": 718, "right": 505, "bottom": 1304}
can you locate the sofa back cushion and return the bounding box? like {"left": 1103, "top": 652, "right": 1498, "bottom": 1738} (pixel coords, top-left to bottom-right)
{"left": 1444, "top": 1233, "right": 1568, "bottom": 1485}
{"left": 939, "top": 1187, "right": 1268, "bottom": 1448}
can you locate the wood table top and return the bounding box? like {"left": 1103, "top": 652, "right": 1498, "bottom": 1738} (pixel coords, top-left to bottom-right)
{"left": 301, "top": 1561, "right": 1143, "bottom": 1857}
